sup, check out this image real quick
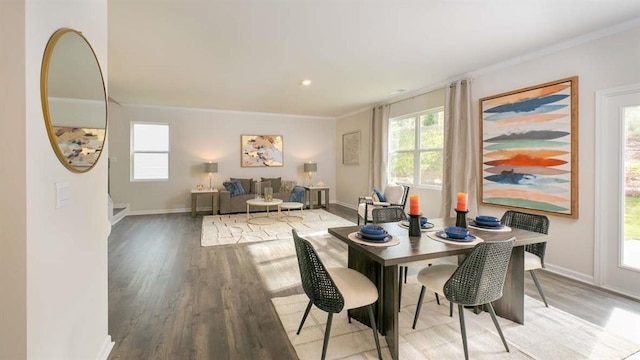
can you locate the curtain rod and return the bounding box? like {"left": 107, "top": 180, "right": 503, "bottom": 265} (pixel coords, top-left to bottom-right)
{"left": 381, "top": 79, "right": 470, "bottom": 107}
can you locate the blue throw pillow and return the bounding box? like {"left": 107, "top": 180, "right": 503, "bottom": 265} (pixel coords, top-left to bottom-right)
{"left": 373, "top": 188, "right": 386, "bottom": 202}
{"left": 223, "top": 180, "right": 245, "bottom": 197}
{"left": 289, "top": 186, "right": 305, "bottom": 202}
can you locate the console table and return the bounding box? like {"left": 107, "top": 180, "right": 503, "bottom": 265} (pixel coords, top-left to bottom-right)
{"left": 191, "top": 189, "right": 219, "bottom": 217}
{"left": 303, "top": 185, "right": 330, "bottom": 210}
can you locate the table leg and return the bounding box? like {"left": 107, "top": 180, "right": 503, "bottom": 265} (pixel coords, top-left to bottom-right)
{"left": 326, "top": 189, "right": 330, "bottom": 210}
{"left": 191, "top": 194, "right": 197, "bottom": 217}
{"left": 493, "top": 246, "right": 525, "bottom": 324}
{"left": 246, "top": 203, "right": 250, "bottom": 221}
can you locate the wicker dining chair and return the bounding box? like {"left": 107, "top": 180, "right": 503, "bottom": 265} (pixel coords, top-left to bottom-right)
{"left": 501, "top": 210, "right": 550, "bottom": 307}
{"left": 412, "top": 238, "right": 515, "bottom": 360}
{"left": 292, "top": 229, "right": 382, "bottom": 360}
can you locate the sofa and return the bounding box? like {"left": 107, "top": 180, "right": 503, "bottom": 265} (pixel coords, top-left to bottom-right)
{"left": 218, "top": 177, "right": 298, "bottom": 214}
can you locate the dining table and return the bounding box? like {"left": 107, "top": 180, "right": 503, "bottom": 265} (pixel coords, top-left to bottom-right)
{"left": 328, "top": 217, "right": 548, "bottom": 360}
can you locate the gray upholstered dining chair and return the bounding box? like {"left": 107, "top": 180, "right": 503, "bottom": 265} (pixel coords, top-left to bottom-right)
{"left": 412, "top": 238, "right": 515, "bottom": 360}
{"left": 292, "top": 229, "right": 382, "bottom": 360}
{"left": 501, "top": 210, "right": 550, "bottom": 307}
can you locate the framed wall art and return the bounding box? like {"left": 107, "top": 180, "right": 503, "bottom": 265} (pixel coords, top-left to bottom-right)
{"left": 241, "top": 135, "right": 284, "bottom": 167}
{"left": 342, "top": 130, "right": 360, "bottom": 165}
{"left": 479, "top": 76, "right": 579, "bottom": 218}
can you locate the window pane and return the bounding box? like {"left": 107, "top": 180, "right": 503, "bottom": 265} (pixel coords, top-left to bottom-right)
{"left": 420, "top": 111, "right": 444, "bottom": 149}
{"left": 133, "top": 123, "right": 169, "bottom": 151}
{"left": 420, "top": 150, "right": 443, "bottom": 186}
{"left": 389, "top": 117, "right": 415, "bottom": 151}
{"left": 133, "top": 153, "right": 168, "bottom": 180}
{"left": 389, "top": 152, "right": 414, "bottom": 184}
{"left": 623, "top": 105, "right": 640, "bottom": 269}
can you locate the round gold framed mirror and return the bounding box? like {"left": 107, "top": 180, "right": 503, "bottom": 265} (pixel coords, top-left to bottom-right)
{"left": 41, "top": 28, "right": 107, "bottom": 173}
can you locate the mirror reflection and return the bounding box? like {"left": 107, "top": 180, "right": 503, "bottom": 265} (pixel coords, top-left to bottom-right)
{"left": 41, "top": 28, "right": 107, "bottom": 172}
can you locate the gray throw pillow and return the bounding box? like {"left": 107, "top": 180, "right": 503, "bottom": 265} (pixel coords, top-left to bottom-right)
{"left": 230, "top": 178, "right": 252, "bottom": 194}
{"left": 223, "top": 180, "right": 245, "bottom": 197}
{"left": 261, "top": 177, "right": 282, "bottom": 193}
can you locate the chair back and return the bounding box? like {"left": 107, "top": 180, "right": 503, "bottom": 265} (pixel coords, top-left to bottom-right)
{"left": 292, "top": 229, "right": 344, "bottom": 313}
{"left": 443, "top": 238, "right": 515, "bottom": 306}
{"left": 501, "top": 210, "right": 549, "bottom": 262}
{"left": 372, "top": 207, "right": 406, "bottom": 223}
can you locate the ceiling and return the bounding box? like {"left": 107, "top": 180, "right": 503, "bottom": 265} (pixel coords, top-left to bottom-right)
{"left": 107, "top": 1, "right": 640, "bottom": 118}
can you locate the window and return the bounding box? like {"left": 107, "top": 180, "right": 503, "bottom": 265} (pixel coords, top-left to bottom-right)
{"left": 388, "top": 108, "right": 444, "bottom": 187}
{"left": 131, "top": 123, "right": 169, "bottom": 181}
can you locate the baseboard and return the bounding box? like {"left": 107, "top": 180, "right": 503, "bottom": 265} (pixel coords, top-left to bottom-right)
{"left": 96, "top": 335, "right": 114, "bottom": 360}
{"left": 544, "top": 263, "right": 594, "bottom": 285}
{"left": 127, "top": 208, "right": 191, "bottom": 216}
{"left": 335, "top": 200, "right": 357, "bottom": 210}
{"left": 111, "top": 203, "right": 129, "bottom": 225}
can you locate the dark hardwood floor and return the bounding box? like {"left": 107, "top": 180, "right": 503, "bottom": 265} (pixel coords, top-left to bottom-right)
{"left": 108, "top": 205, "right": 640, "bottom": 359}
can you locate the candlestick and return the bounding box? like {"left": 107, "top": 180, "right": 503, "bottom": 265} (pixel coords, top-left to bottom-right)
{"left": 408, "top": 213, "right": 422, "bottom": 237}
{"left": 456, "top": 192, "right": 468, "bottom": 212}
{"left": 409, "top": 195, "right": 420, "bottom": 215}
{"left": 455, "top": 209, "right": 469, "bottom": 229}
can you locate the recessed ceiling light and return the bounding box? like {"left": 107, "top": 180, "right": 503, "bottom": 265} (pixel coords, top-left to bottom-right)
{"left": 391, "top": 88, "right": 407, "bottom": 95}
{"left": 301, "top": 79, "right": 312, "bottom": 86}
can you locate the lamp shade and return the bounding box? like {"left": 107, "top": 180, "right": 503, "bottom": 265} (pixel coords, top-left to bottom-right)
{"left": 204, "top": 162, "right": 218, "bottom": 173}
{"left": 304, "top": 162, "right": 317, "bottom": 172}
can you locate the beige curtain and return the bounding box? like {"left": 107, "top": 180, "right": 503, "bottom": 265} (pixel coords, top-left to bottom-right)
{"left": 440, "top": 80, "right": 478, "bottom": 217}
{"left": 369, "top": 105, "right": 390, "bottom": 190}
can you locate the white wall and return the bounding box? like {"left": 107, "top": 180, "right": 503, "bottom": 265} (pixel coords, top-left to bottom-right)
{"left": 0, "top": 1, "right": 27, "bottom": 358}
{"left": 23, "top": 1, "right": 112, "bottom": 359}
{"left": 472, "top": 25, "right": 640, "bottom": 280}
{"left": 109, "top": 104, "right": 336, "bottom": 213}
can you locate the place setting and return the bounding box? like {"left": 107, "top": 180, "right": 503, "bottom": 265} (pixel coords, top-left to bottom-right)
{"left": 398, "top": 216, "right": 436, "bottom": 232}
{"left": 467, "top": 215, "right": 513, "bottom": 232}
{"left": 347, "top": 224, "right": 400, "bottom": 247}
{"left": 428, "top": 225, "right": 484, "bottom": 245}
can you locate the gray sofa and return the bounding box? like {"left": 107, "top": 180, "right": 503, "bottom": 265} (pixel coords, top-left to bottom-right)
{"left": 218, "top": 177, "right": 297, "bottom": 214}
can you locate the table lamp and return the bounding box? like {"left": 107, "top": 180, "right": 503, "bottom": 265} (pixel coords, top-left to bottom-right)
{"left": 204, "top": 162, "right": 218, "bottom": 190}
{"left": 304, "top": 162, "right": 317, "bottom": 186}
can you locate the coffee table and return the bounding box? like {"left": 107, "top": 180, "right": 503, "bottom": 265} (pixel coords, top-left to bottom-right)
{"left": 246, "top": 198, "right": 283, "bottom": 225}
{"left": 278, "top": 202, "right": 304, "bottom": 222}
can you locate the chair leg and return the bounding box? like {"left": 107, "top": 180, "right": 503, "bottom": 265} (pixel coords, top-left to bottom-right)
{"left": 449, "top": 301, "right": 453, "bottom": 317}
{"left": 457, "top": 304, "right": 469, "bottom": 360}
{"left": 321, "top": 313, "right": 334, "bottom": 360}
{"left": 367, "top": 305, "right": 383, "bottom": 360}
{"left": 530, "top": 270, "right": 549, "bottom": 307}
{"left": 398, "top": 267, "right": 403, "bottom": 311}
{"left": 404, "top": 266, "right": 408, "bottom": 283}
{"left": 486, "top": 302, "right": 510, "bottom": 353}
{"left": 412, "top": 286, "right": 426, "bottom": 329}
{"left": 297, "top": 300, "right": 313, "bottom": 335}
{"left": 435, "top": 293, "right": 440, "bottom": 305}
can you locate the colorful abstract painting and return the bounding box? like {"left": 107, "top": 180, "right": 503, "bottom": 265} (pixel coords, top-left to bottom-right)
{"left": 241, "top": 135, "right": 284, "bottom": 167}
{"left": 479, "top": 77, "right": 578, "bottom": 218}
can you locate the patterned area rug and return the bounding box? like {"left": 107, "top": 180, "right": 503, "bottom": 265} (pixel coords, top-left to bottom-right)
{"left": 272, "top": 279, "right": 640, "bottom": 360}
{"left": 200, "top": 209, "right": 355, "bottom": 247}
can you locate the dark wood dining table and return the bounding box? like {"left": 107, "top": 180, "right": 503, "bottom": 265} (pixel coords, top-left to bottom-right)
{"left": 328, "top": 218, "right": 548, "bottom": 360}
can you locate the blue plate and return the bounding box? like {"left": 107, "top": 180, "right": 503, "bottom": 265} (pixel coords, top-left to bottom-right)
{"left": 476, "top": 215, "right": 500, "bottom": 223}
{"left": 473, "top": 219, "right": 502, "bottom": 228}
{"left": 435, "top": 231, "right": 476, "bottom": 242}
{"left": 360, "top": 224, "right": 386, "bottom": 236}
{"left": 356, "top": 232, "right": 392, "bottom": 242}
{"left": 400, "top": 220, "right": 435, "bottom": 230}
{"left": 445, "top": 226, "right": 470, "bottom": 239}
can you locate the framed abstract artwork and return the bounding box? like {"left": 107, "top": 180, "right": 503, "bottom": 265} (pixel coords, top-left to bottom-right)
{"left": 241, "top": 135, "right": 284, "bottom": 167}
{"left": 479, "top": 76, "right": 579, "bottom": 218}
{"left": 342, "top": 131, "right": 360, "bottom": 165}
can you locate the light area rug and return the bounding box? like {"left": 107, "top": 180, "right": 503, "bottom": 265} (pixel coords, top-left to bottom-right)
{"left": 272, "top": 279, "right": 640, "bottom": 360}
{"left": 201, "top": 209, "right": 355, "bottom": 247}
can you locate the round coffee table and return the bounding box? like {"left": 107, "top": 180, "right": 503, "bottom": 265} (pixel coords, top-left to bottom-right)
{"left": 278, "top": 202, "right": 304, "bottom": 222}
{"left": 246, "top": 198, "right": 283, "bottom": 225}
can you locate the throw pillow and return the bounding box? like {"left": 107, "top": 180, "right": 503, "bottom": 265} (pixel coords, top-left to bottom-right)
{"left": 223, "top": 180, "right": 246, "bottom": 197}
{"left": 261, "top": 177, "right": 282, "bottom": 193}
{"left": 230, "top": 178, "right": 252, "bottom": 194}
{"left": 372, "top": 188, "right": 386, "bottom": 202}
{"left": 280, "top": 180, "right": 297, "bottom": 194}
{"left": 384, "top": 184, "right": 405, "bottom": 204}
{"left": 289, "top": 186, "right": 305, "bottom": 202}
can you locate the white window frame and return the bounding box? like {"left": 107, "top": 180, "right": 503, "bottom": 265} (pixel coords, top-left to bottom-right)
{"left": 388, "top": 107, "right": 444, "bottom": 189}
{"left": 130, "top": 122, "right": 170, "bottom": 182}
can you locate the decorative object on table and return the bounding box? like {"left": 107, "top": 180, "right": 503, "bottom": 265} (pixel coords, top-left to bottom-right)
{"left": 264, "top": 186, "right": 274, "bottom": 201}
{"left": 241, "top": 135, "right": 284, "bottom": 167}
{"left": 254, "top": 180, "right": 262, "bottom": 199}
{"left": 407, "top": 194, "right": 422, "bottom": 236}
{"left": 454, "top": 192, "right": 469, "bottom": 228}
{"left": 479, "top": 76, "right": 578, "bottom": 218}
{"left": 342, "top": 130, "right": 360, "bottom": 165}
{"left": 454, "top": 209, "right": 468, "bottom": 228}
{"left": 303, "top": 161, "right": 317, "bottom": 186}
{"left": 357, "top": 184, "right": 409, "bottom": 225}
{"left": 204, "top": 161, "right": 218, "bottom": 189}
{"left": 196, "top": 184, "right": 204, "bottom": 191}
